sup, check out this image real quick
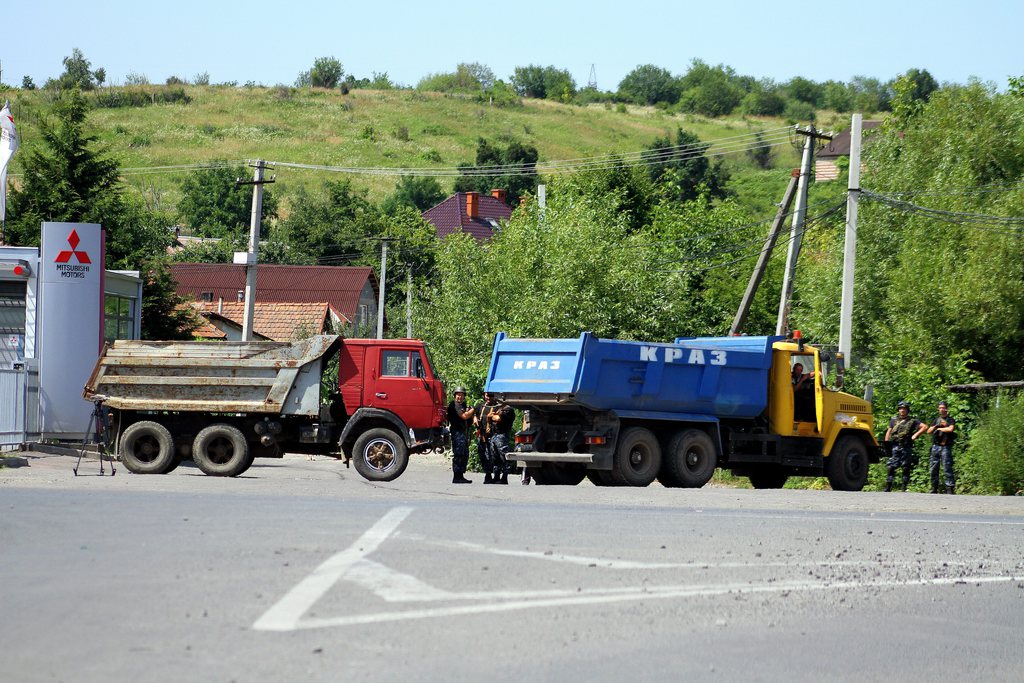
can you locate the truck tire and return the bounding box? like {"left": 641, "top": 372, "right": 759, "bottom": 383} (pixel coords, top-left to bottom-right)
{"left": 663, "top": 429, "right": 717, "bottom": 488}
{"left": 826, "top": 435, "right": 870, "bottom": 491}
{"left": 119, "top": 421, "right": 175, "bottom": 474}
{"left": 534, "top": 462, "right": 587, "bottom": 486}
{"left": 748, "top": 467, "right": 789, "bottom": 489}
{"left": 586, "top": 470, "right": 615, "bottom": 486}
{"left": 192, "top": 424, "right": 251, "bottom": 477}
{"left": 609, "top": 427, "right": 662, "bottom": 487}
{"left": 352, "top": 428, "right": 409, "bottom": 482}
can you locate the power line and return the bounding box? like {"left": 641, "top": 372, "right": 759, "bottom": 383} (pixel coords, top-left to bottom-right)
{"left": 861, "top": 189, "right": 1024, "bottom": 231}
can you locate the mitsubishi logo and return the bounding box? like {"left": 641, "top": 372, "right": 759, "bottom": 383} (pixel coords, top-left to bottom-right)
{"left": 55, "top": 229, "right": 92, "bottom": 264}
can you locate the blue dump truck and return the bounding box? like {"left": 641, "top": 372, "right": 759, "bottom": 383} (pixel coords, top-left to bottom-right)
{"left": 485, "top": 332, "right": 882, "bottom": 490}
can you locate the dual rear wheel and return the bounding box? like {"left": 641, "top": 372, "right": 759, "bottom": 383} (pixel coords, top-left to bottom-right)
{"left": 119, "top": 421, "right": 253, "bottom": 477}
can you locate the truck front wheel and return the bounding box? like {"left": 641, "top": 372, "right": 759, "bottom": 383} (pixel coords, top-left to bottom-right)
{"left": 119, "top": 421, "right": 175, "bottom": 474}
{"left": 192, "top": 424, "right": 253, "bottom": 477}
{"left": 352, "top": 428, "right": 409, "bottom": 482}
{"left": 662, "top": 429, "right": 717, "bottom": 488}
{"left": 609, "top": 427, "right": 662, "bottom": 487}
{"left": 826, "top": 435, "right": 870, "bottom": 491}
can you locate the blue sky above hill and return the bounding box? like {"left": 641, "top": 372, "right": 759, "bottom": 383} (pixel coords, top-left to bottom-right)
{"left": 4, "top": 0, "right": 1019, "bottom": 90}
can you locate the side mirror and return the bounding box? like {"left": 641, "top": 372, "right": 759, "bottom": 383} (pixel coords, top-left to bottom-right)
{"left": 834, "top": 352, "right": 845, "bottom": 390}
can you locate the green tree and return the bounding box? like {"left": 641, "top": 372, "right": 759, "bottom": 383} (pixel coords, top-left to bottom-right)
{"left": 677, "top": 60, "right": 745, "bottom": 116}
{"left": 453, "top": 136, "right": 539, "bottom": 206}
{"left": 139, "top": 260, "right": 200, "bottom": 340}
{"left": 278, "top": 179, "right": 384, "bottom": 262}
{"left": 902, "top": 68, "right": 939, "bottom": 103}
{"left": 644, "top": 128, "right": 731, "bottom": 203}
{"left": 382, "top": 176, "right": 447, "bottom": 214}
{"left": 617, "top": 64, "right": 680, "bottom": 105}
{"left": 299, "top": 56, "right": 344, "bottom": 89}
{"left": 45, "top": 48, "right": 99, "bottom": 91}
{"left": 784, "top": 76, "right": 824, "bottom": 106}
{"left": 4, "top": 88, "right": 194, "bottom": 339}
{"left": 177, "top": 163, "right": 278, "bottom": 238}
{"left": 741, "top": 82, "right": 786, "bottom": 116}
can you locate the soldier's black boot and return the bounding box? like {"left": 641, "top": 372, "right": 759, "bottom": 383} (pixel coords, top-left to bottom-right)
{"left": 884, "top": 480, "right": 893, "bottom": 492}
{"left": 483, "top": 473, "right": 493, "bottom": 484}
{"left": 901, "top": 479, "right": 909, "bottom": 492}
{"left": 930, "top": 485, "right": 939, "bottom": 494}
{"left": 946, "top": 485, "right": 955, "bottom": 495}
{"left": 453, "top": 473, "right": 472, "bottom": 484}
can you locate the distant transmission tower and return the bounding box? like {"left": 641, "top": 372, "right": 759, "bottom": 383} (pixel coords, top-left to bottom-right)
{"left": 587, "top": 64, "right": 597, "bottom": 90}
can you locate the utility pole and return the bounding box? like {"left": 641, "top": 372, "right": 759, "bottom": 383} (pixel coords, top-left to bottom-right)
{"left": 730, "top": 170, "right": 800, "bottom": 335}
{"left": 406, "top": 265, "right": 413, "bottom": 338}
{"left": 838, "top": 113, "right": 863, "bottom": 362}
{"left": 376, "top": 239, "right": 389, "bottom": 339}
{"left": 775, "top": 126, "right": 831, "bottom": 336}
{"left": 538, "top": 184, "right": 546, "bottom": 226}
{"left": 235, "top": 160, "right": 274, "bottom": 341}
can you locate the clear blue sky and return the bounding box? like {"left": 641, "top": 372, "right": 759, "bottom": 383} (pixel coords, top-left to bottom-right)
{"left": 4, "top": 0, "right": 1020, "bottom": 90}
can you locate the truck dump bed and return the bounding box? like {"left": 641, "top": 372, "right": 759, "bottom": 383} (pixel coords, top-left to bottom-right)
{"left": 83, "top": 335, "right": 341, "bottom": 415}
{"left": 486, "top": 333, "right": 780, "bottom": 418}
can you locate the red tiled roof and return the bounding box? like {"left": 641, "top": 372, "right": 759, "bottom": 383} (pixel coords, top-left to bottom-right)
{"left": 169, "top": 264, "right": 375, "bottom": 322}
{"left": 187, "top": 301, "right": 334, "bottom": 341}
{"left": 422, "top": 192, "right": 513, "bottom": 241}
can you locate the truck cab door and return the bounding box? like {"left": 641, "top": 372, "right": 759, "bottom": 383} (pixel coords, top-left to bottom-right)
{"left": 368, "top": 348, "right": 433, "bottom": 428}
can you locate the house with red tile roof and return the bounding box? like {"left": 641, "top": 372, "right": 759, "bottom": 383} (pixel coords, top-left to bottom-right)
{"left": 169, "top": 263, "right": 380, "bottom": 336}
{"left": 815, "top": 120, "right": 882, "bottom": 182}
{"left": 422, "top": 190, "right": 514, "bottom": 241}
{"left": 187, "top": 301, "right": 341, "bottom": 341}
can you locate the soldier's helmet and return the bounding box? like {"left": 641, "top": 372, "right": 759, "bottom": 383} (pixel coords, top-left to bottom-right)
{"left": 897, "top": 400, "right": 910, "bottom": 410}
{"left": 453, "top": 386, "right": 466, "bottom": 395}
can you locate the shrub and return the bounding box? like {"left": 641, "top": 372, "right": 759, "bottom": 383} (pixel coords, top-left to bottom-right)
{"left": 967, "top": 393, "right": 1024, "bottom": 495}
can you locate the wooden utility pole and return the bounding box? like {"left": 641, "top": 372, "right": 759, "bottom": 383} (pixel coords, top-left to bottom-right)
{"left": 775, "top": 126, "right": 831, "bottom": 336}
{"left": 235, "top": 160, "right": 274, "bottom": 341}
{"left": 838, "top": 114, "right": 863, "bottom": 362}
{"left": 730, "top": 171, "right": 799, "bottom": 336}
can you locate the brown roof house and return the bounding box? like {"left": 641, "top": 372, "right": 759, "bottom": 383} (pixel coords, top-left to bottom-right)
{"left": 815, "top": 120, "right": 882, "bottom": 182}
{"left": 187, "top": 301, "right": 343, "bottom": 341}
{"left": 170, "top": 263, "right": 381, "bottom": 337}
{"left": 422, "top": 190, "right": 514, "bottom": 241}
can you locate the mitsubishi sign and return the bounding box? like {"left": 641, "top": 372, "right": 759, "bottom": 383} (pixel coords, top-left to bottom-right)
{"left": 38, "top": 222, "right": 103, "bottom": 437}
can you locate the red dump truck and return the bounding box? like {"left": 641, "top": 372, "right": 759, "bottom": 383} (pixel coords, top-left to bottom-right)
{"left": 83, "top": 335, "right": 447, "bottom": 480}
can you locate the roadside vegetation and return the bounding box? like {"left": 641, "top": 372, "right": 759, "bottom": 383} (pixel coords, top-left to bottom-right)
{"left": 3, "top": 52, "right": 1023, "bottom": 493}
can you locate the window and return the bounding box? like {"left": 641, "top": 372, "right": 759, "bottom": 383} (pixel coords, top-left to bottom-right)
{"left": 104, "top": 295, "right": 136, "bottom": 343}
{"left": 382, "top": 350, "right": 426, "bottom": 377}
{"left": 200, "top": 291, "right": 214, "bottom": 302}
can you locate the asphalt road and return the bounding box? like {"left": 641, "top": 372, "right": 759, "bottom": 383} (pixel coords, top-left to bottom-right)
{"left": 2, "top": 451, "right": 1023, "bottom": 682}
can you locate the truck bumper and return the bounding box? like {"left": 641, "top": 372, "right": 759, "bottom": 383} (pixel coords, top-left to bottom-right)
{"left": 511, "top": 451, "right": 594, "bottom": 465}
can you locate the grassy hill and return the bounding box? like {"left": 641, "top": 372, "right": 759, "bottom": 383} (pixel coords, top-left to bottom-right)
{"left": 8, "top": 85, "right": 854, "bottom": 216}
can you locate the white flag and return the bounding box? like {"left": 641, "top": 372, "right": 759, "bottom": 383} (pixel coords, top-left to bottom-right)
{"left": 1, "top": 100, "right": 20, "bottom": 223}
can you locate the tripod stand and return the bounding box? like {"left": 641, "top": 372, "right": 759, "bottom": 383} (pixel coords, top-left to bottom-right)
{"left": 74, "top": 395, "right": 115, "bottom": 476}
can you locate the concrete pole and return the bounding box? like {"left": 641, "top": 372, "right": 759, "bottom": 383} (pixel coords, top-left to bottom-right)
{"left": 730, "top": 172, "right": 799, "bottom": 336}
{"left": 838, "top": 114, "right": 863, "bottom": 362}
{"left": 538, "top": 184, "right": 546, "bottom": 226}
{"left": 775, "top": 131, "right": 815, "bottom": 336}
{"left": 376, "top": 239, "right": 388, "bottom": 339}
{"left": 241, "top": 160, "right": 264, "bottom": 342}
{"left": 406, "top": 265, "right": 413, "bottom": 339}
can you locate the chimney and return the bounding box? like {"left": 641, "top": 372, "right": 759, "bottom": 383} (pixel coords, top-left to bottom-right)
{"left": 217, "top": 297, "right": 223, "bottom": 314}
{"left": 490, "top": 188, "right": 507, "bottom": 203}
{"left": 466, "top": 191, "right": 479, "bottom": 218}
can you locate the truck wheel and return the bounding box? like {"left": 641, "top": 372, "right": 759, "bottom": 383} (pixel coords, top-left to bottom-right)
{"left": 609, "top": 427, "right": 662, "bottom": 487}
{"left": 826, "top": 435, "right": 870, "bottom": 491}
{"left": 192, "top": 424, "right": 251, "bottom": 477}
{"left": 119, "top": 421, "right": 175, "bottom": 474}
{"left": 535, "top": 462, "right": 587, "bottom": 486}
{"left": 664, "top": 429, "right": 717, "bottom": 488}
{"left": 353, "top": 428, "right": 409, "bottom": 482}
{"left": 748, "top": 467, "right": 789, "bottom": 489}
{"left": 586, "top": 471, "right": 615, "bottom": 486}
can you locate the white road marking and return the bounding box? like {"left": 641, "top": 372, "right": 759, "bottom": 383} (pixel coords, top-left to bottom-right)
{"left": 292, "top": 574, "right": 1021, "bottom": 631}
{"left": 253, "top": 506, "right": 413, "bottom": 631}
{"left": 254, "top": 506, "right": 1022, "bottom": 632}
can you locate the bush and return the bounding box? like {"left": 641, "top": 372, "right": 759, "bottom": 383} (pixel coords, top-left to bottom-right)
{"left": 967, "top": 393, "right": 1024, "bottom": 495}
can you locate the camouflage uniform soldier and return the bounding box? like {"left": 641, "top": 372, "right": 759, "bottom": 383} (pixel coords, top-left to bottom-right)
{"left": 926, "top": 401, "right": 956, "bottom": 494}
{"left": 883, "top": 401, "right": 927, "bottom": 491}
